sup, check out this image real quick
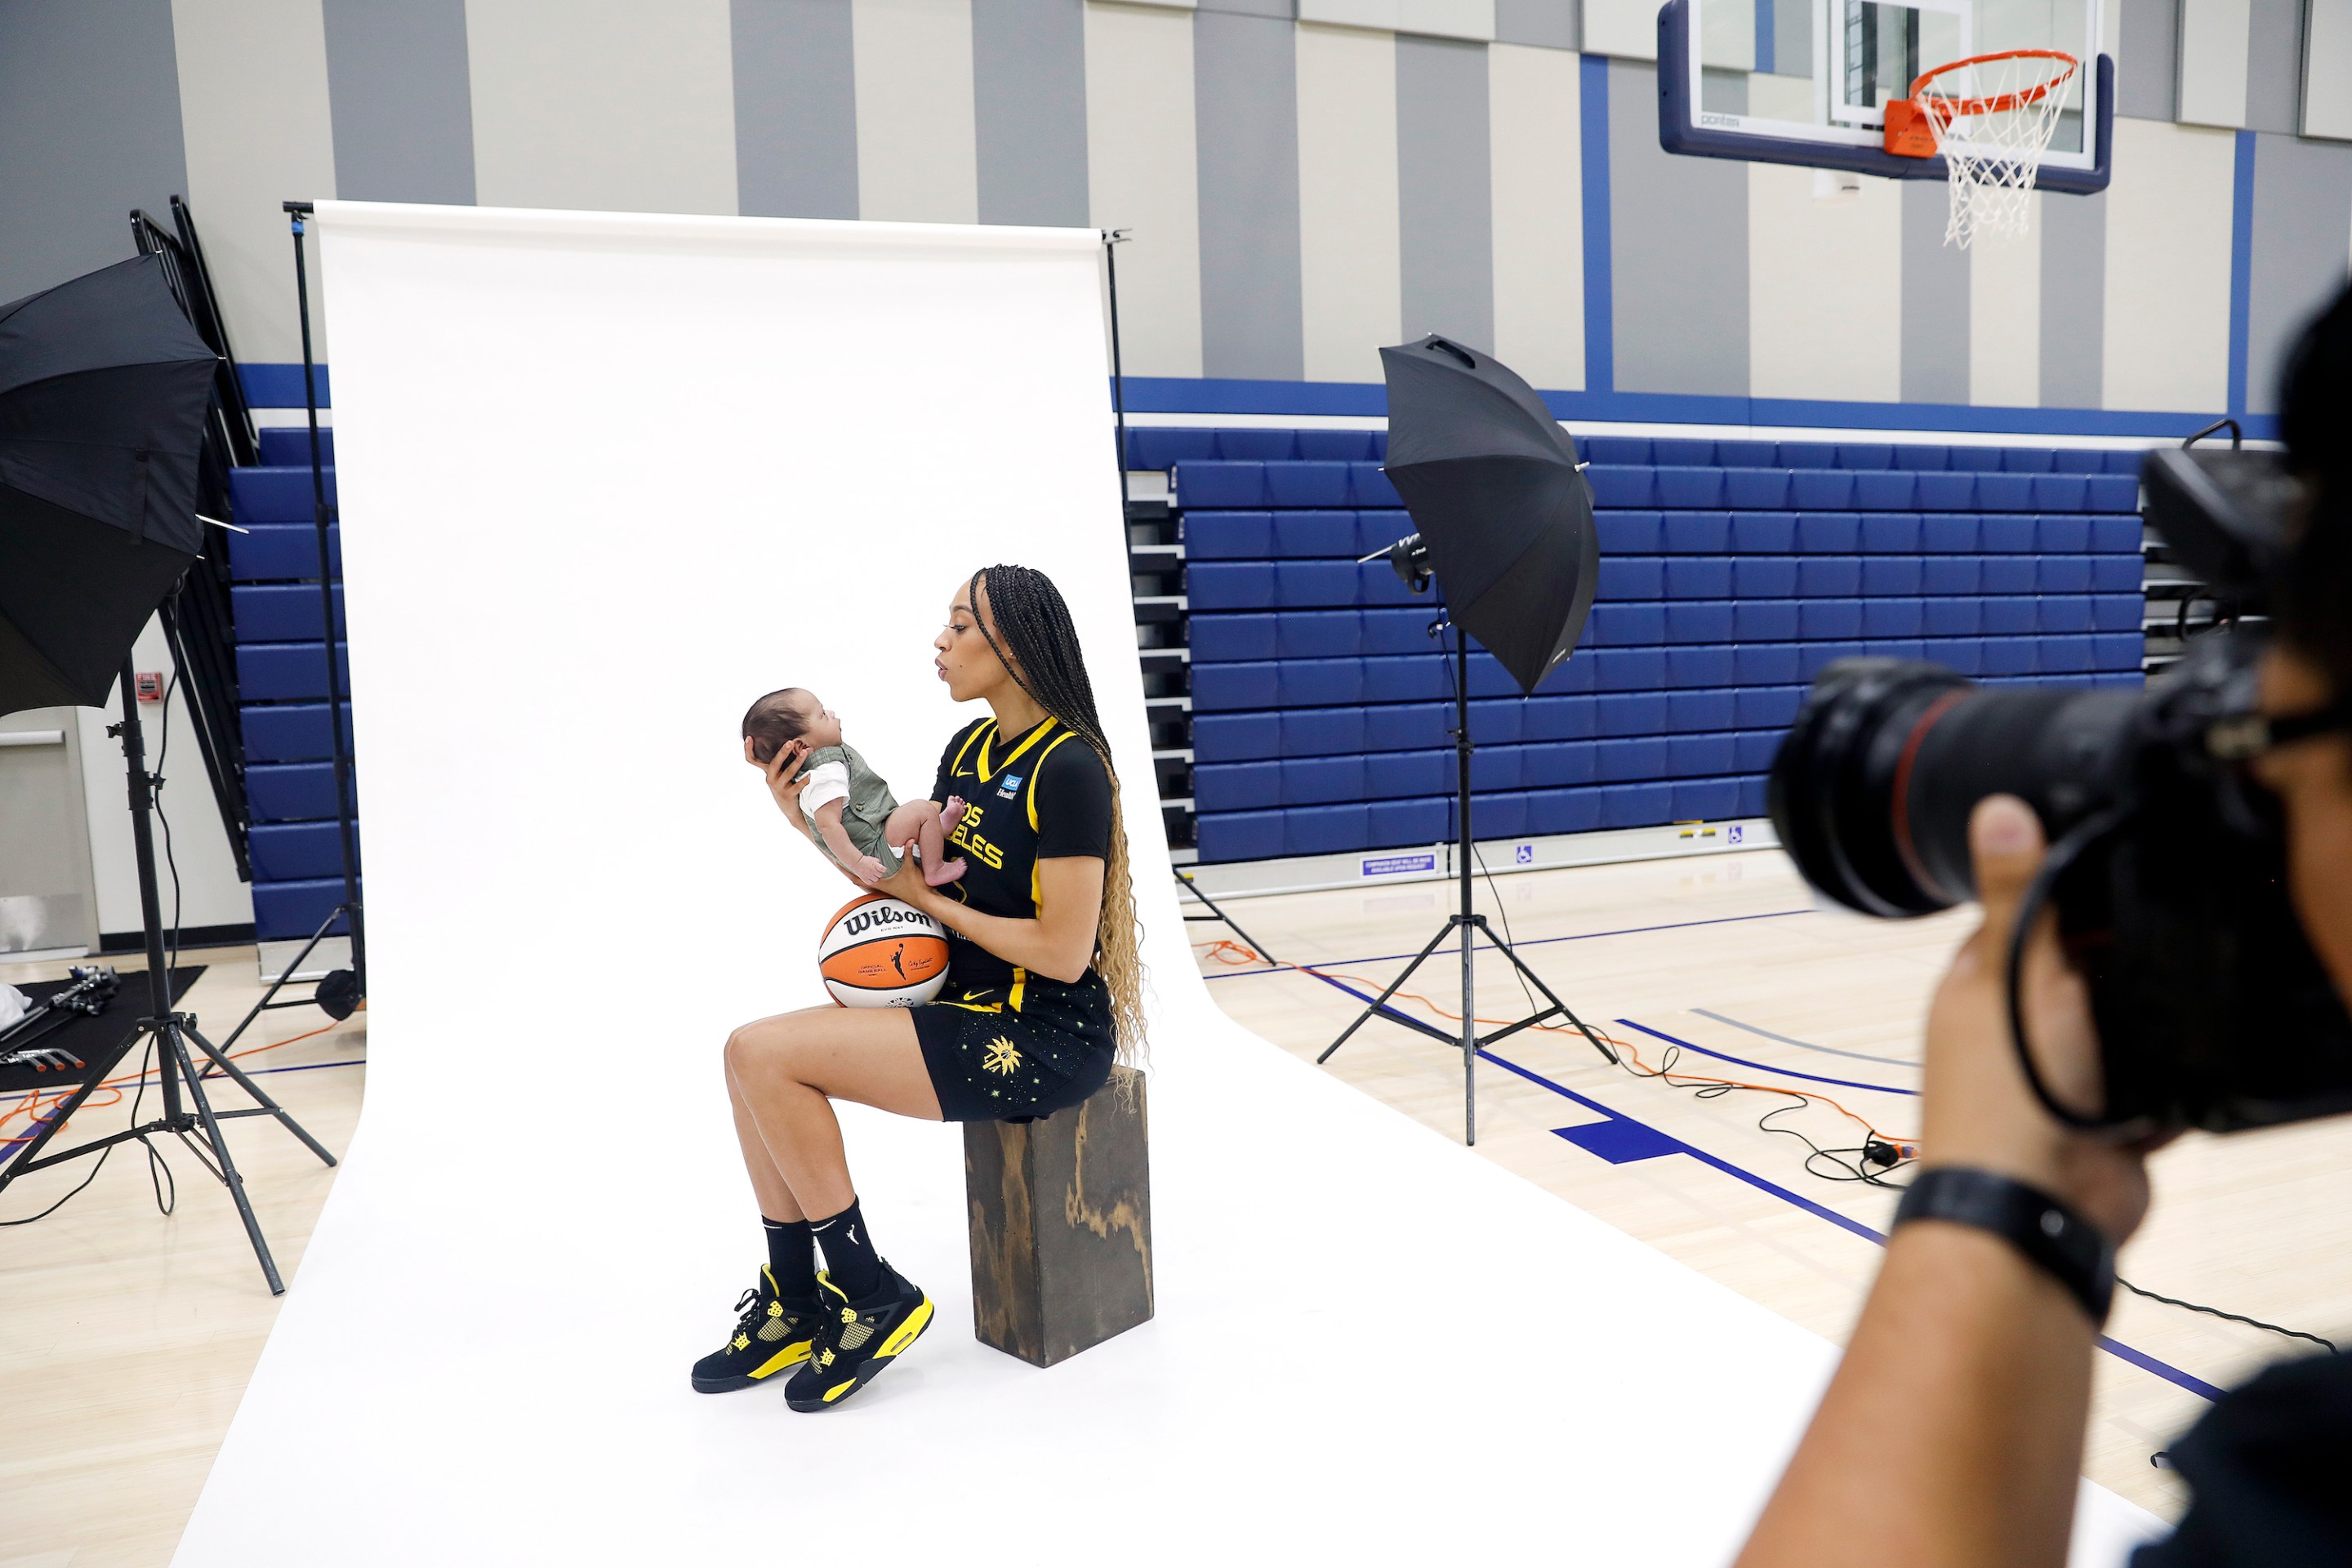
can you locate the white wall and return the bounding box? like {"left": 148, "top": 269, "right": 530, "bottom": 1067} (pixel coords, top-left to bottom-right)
{"left": 1489, "top": 42, "right": 1586, "bottom": 390}
{"left": 1085, "top": 0, "right": 1205, "bottom": 378}
{"left": 1296, "top": 23, "right": 1402, "bottom": 383}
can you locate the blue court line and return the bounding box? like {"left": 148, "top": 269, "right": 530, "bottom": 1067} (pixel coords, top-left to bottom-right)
{"left": 1293, "top": 960, "right": 2225, "bottom": 1401}
{"left": 1200, "top": 906, "right": 1816, "bottom": 981}
{"left": 1691, "top": 1007, "right": 1922, "bottom": 1070}
{"left": 1615, "top": 1018, "right": 1921, "bottom": 1097}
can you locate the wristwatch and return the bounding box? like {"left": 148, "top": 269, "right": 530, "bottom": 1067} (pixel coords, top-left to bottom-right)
{"left": 1892, "top": 1166, "right": 2116, "bottom": 1325}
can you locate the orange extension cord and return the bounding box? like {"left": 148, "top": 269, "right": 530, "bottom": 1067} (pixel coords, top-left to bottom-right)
{"left": 0, "top": 1009, "right": 359, "bottom": 1151}
{"left": 1195, "top": 938, "right": 1918, "bottom": 1147}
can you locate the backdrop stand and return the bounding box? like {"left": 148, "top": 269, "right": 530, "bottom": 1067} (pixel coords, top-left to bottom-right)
{"left": 1316, "top": 622, "right": 1617, "bottom": 1144}
{"left": 264, "top": 200, "right": 363, "bottom": 1011}
{"left": 0, "top": 662, "right": 336, "bottom": 1292}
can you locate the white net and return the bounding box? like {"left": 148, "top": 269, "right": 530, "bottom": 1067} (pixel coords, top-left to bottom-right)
{"left": 1920, "top": 51, "right": 2077, "bottom": 248}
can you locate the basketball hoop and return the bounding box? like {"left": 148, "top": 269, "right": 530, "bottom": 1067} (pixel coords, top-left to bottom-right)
{"left": 1883, "top": 49, "right": 2079, "bottom": 248}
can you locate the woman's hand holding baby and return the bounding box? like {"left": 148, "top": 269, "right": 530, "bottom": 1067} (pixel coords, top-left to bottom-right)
{"left": 747, "top": 736, "right": 813, "bottom": 832}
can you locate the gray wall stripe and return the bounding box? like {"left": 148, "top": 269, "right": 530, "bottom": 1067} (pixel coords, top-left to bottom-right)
{"left": 322, "top": 0, "right": 475, "bottom": 205}
{"left": 1606, "top": 60, "right": 1747, "bottom": 397}
{"left": 2245, "top": 132, "right": 2352, "bottom": 413}
{"left": 2242, "top": 0, "right": 2305, "bottom": 136}
{"left": 1396, "top": 35, "right": 1494, "bottom": 351}
{"left": 1193, "top": 10, "right": 1304, "bottom": 380}
{"left": 973, "top": 0, "right": 1089, "bottom": 225}
{"left": 732, "top": 0, "right": 859, "bottom": 220}
{"left": 2116, "top": 0, "right": 2179, "bottom": 121}
{"left": 0, "top": 0, "right": 187, "bottom": 303}
{"left": 1195, "top": 0, "right": 1294, "bottom": 16}
{"left": 1494, "top": 0, "right": 1579, "bottom": 49}
{"left": 2038, "top": 189, "right": 2106, "bottom": 408}
{"left": 1899, "top": 181, "right": 1969, "bottom": 403}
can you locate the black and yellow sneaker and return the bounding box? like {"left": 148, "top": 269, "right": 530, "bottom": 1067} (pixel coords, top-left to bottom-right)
{"left": 783, "top": 1263, "right": 934, "bottom": 1412}
{"left": 691, "top": 1266, "right": 822, "bottom": 1393}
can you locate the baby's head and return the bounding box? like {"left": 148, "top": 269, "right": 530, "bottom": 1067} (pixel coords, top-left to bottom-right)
{"left": 741, "top": 687, "right": 842, "bottom": 764}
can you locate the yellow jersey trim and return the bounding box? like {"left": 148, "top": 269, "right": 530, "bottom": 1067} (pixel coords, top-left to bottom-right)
{"left": 1025, "top": 731, "right": 1082, "bottom": 833}
{"left": 1009, "top": 966, "right": 1027, "bottom": 1013}
{"left": 977, "top": 716, "right": 1058, "bottom": 783}
{"left": 950, "top": 721, "right": 991, "bottom": 778}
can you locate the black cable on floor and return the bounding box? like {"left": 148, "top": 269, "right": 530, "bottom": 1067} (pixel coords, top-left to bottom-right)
{"left": 2116, "top": 1279, "right": 2337, "bottom": 1353}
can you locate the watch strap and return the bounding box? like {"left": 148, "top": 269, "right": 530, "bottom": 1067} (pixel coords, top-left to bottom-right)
{"left": 1893, "top": 1166, "right": 2116, "bottom": 1325}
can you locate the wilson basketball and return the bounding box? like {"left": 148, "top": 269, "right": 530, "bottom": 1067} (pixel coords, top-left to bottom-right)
{"left": 817, "top": 894, "right": 951, "bottom": 1008}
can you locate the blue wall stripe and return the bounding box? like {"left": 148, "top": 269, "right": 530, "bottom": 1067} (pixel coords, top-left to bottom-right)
{"left": 1579, "top": 53, "right": 1615, "bottom": 395}
{"left": 2227, "top": 129, "right": 2258, "bottom": 417}
{"left": 1753, "top": 0, "right": 1775, "bottom": 74}
{"left": 1120, "top": 373, "right": 2278, "bottom": 438}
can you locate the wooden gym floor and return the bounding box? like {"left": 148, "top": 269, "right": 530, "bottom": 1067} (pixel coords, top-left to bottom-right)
{"left": 0, "top": 948, "right": 366, "bottom": 1568}
{"left": 7, "top": 846, "right": 2347, "bottom": 1559}
{"left": 1190, "top": 847, "right": 2352, "bottom": 1519}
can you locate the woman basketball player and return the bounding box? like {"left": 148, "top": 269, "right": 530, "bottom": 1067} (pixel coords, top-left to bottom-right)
{"left": 693, "top": 564, "right": 1147, "bottom": 1412}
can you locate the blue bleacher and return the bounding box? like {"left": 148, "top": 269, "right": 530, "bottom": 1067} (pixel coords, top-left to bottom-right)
{"left": 1169, "top": 429, "right": 2147, "bottom": 863}
{"left": 228, "top": 455, "right": 360, "bottom": 940}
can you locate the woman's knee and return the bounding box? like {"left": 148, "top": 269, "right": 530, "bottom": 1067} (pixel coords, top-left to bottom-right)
{"left": 725, "top": 1015, "right": 798, "bottom": 1082}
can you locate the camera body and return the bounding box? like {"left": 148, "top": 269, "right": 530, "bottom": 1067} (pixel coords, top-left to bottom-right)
{"left": 1768, "top": 443, "right": 2352, "bottom": 1134}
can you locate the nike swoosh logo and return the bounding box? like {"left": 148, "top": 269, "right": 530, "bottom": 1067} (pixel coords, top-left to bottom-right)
{"left": 963, "top": 990, "right": 990, "bottom": 1001}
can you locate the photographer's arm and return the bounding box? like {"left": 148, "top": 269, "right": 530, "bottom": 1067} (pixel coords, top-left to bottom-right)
{"left": 1737, "top": 797, "right": 2158, "bottom": 1568}
{"left": 874, "top": 854, "right": 1104, "bottom": 985}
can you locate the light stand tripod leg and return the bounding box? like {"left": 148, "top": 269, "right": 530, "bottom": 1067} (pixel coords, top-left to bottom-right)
{"left": 1316, "top": 920, "right": 1460, "bottom": 1063}
{"left": 1174, "top": 870, "right": 1281, "bottom": 966}
{"left": 1473, "top": 917, "right": 1620, "bottom": 1067}
{"left": 163, "top": 1018, "right": 284, "bottom": 1294}
{"left": 207, "top": 902, "right": 350, "bottom": 1058}
{"left": 180, "top": 1022, "right": 337, "bottom": 1168}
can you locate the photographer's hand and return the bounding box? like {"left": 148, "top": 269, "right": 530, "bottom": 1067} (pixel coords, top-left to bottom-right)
{"left": 1739, "top": 795, "right": 2163, "bottom": 1568}
{"left": 1921, "top": 794, "right": 2161, "bottom": 1239}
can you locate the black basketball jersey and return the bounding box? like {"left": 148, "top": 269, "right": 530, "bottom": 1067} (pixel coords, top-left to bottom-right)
{"left": 929, "top": 715, "right": 1113, "bottom": 996}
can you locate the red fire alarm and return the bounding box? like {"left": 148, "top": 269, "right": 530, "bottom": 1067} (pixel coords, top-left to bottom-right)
{"left": 135, "top": 671, "right": 165, "bottom": 703}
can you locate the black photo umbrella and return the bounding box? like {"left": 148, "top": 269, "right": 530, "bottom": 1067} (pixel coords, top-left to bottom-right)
{"left": 1376, "top": 334, "right": 1599, "bottom": 694}
{"left": 0, "top": 250, "right": 334, "bottom": 1292}
{"left": 1322, "top": 336, "right": 1618, "bottom": 1146}
{"left": 0, "top": 253, "right": 216, "bottom": 718}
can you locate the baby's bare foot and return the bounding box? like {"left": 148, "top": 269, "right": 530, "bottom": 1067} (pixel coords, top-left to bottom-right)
{"left": 941, "top": 795, "right": 968, "bottom": 832}
{"left": 855, "top": 855, "right": 889, "bottom": 884}
{"left": 924, "top": 856, "right": 967, "bottom": 886}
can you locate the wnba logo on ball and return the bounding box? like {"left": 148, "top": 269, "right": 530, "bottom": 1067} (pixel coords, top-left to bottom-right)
{"left": 818, "top": 895, "right": 950, "bottom": 1008}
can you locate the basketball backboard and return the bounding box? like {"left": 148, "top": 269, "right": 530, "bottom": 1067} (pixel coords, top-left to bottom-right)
{"left": 1657, "top": 0, "right": 2113, "bottom": 194}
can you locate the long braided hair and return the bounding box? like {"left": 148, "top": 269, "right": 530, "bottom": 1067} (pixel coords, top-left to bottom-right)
{"left": 966, "top": 565, "right": 1147, "bottom": 1064}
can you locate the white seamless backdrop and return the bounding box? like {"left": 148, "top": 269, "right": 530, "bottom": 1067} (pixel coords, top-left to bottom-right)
{"left": 172, "top": 203, "right": 2158, "bottom": 1566}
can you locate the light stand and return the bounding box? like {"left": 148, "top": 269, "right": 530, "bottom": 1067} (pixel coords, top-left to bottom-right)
{"left": 0, "top": 661, "right": 336, "bottom": 1292}
{"left": 1317, "top": 564, "right": 1617, "bottom": 1144}
{"left": 280, "top": 201, "right": 363, "bottom": 1004}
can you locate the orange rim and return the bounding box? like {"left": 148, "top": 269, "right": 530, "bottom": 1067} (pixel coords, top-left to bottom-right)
{"left": 1904, "top": 48, "right": 2078, "bottom": 123}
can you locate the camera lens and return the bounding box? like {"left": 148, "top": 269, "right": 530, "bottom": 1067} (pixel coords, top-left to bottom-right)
{"left": 1768, "top": 660, "right": 2140, "bottom": 917}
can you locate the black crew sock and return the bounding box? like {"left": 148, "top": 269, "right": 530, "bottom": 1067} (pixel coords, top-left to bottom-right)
{"left": 809, "top": 1198, "right": 882, "bottom": 1299}
{"left": 761, "top": 1216, "right": 818, "bottom": 1300}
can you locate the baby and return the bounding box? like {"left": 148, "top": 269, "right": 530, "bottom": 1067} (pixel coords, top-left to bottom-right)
{"left": 741, "top": 688, "right": 966, "bottom": 887}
